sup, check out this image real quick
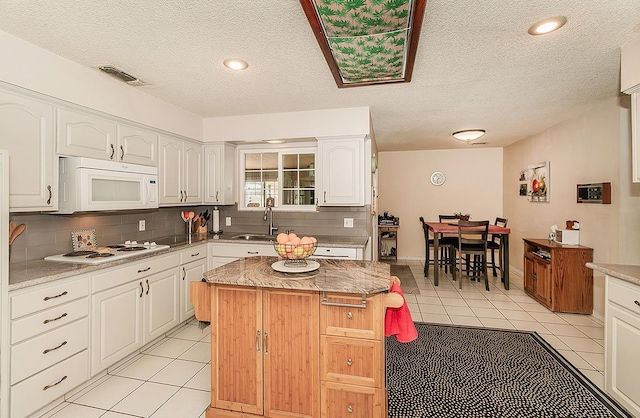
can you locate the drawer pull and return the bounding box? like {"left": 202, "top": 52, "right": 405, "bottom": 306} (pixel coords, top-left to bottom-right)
{"left": 137, "top": 267, "right": 151, "bottom": 273}
{"left": 346, "top": 358, "right": 353, "bottom": 366}
{"left": 347, "top": 312, "right": 353, "bottom": 319}
{"left": 43, "top": 375, "right": 67, "bottom": 391}
{"left": 43, "top": 291, "right": 68, "bottom": 301}
{"left": 43, "top": 313, "right": 68, "bottom": 324}
{"left": 322, "top": 292, "right": 367, "bottom": 309}
{"left": 43, "top": 341, "right": 68, "bottom": 354}
{"left": 191, "top": 252, "right": 200, "bottom": 257}
{"left": 635, "top": 300, "right": 640, "bottom": 307}
{"left": 256, "top": 331, "right": 261, "bottom": 352}
{"left": 347, "top": 405, "right": 353, "bottom": 413}
{"left": 247, "top": 251, "right": 259, "bottom": 254}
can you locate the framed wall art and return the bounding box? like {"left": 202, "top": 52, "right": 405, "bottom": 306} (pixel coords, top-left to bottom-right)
{"left": 519, "top": 183, "right": 528, "bottom": 196}
{"left": 527, "top": 161, "right": 550, "bottom": 202}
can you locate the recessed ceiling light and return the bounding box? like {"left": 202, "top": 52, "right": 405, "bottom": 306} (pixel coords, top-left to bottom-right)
{"left": 528, "top": 16, "right": 567, "bottom": 35}
{"left": 452, "top": 130, "right": 486, "bottom": 141}
{"left": 223, "top": 58, "right": 248, "bottom": 70}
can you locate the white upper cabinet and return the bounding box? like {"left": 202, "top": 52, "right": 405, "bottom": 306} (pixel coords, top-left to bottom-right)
{"left": 116, "top": 123, "right": 158, "bottom": 166}
{"left": 58, "top": 107, "right": 158, "bottom": 166}
{"left": 204, "top": 142, "right": 236, "bottom": 205}
{"left": 159, "top": 135, "right": 202, "bottom": 205}
{"left": 621, "top": 35, "right": 640, "bottom": 183}
{"left": 0, "top": 89, "right": 57, "bottom": 211}
{"left": 57, "top": 107, "right": 117, "bottom": 160}
{"left": 317, "top": 136, "right": 364, "bottom": 206}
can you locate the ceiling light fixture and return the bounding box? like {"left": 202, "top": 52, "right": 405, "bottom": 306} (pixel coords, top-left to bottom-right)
{"left": 265, "top": 139, "right": 285, "bottom": 144}
{"left": 223, "top": 58, "right": 248, "bottom": 70}
{"left": 452, "top": 130, "right": 486, "bottom": 141}
{"left": 528, "top": 16, "right": 567, "bottom": 35}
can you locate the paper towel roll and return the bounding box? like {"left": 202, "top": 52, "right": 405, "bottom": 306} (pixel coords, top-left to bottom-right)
{"left": 212, "top": 208, "right": 220, "bottom": 232}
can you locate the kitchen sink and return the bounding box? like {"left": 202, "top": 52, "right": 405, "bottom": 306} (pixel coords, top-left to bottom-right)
{"left": 229, "top": 234, "right": 275, "bottom": 241}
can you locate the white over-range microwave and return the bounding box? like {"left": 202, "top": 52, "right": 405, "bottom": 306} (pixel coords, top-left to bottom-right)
{"left": 55, "top": 156, "right": 158, "bottom": 213}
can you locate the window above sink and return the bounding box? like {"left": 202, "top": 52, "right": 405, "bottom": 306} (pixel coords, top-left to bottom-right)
{"left": 239, "top": 145, "right": 316, "bottom": 211}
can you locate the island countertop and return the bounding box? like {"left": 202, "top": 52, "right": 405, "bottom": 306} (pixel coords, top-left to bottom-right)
{"left": 202, "top": 256, "right": 390, "bottom": 294}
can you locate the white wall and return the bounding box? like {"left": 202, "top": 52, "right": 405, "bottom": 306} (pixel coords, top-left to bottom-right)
{"left": 503, "top": 96, "right": 640, "bottom": 316}
{"left": 202, "top": 107, "right": 371, "bottom": 142}
{"left": 378, "top": 148, "right": 504, "bottom": 260}
{"left": 0, "top": 30, "right": 202, "bottom": 140}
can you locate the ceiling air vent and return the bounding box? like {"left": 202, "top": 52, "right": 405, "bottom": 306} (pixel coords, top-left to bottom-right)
{"left": 98, "top": 66, "right": 148, "bottom": 86}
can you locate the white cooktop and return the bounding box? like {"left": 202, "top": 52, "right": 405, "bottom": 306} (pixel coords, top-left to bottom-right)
{"left": 45, "top": 242, "right": 170, "bottom": 265}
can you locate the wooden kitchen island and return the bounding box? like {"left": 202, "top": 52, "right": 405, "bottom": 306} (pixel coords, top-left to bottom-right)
{"left": 191, "top": 256, "right": 391, "bottom": 418}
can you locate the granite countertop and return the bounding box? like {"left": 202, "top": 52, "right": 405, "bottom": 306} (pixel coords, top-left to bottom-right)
{"left": 203, "top": 257, "right": 390, "bottom": 294}
{"left": 9, "top": 233, "right": 369, "bottom": 291}
{"left": 586, "top": 263, "right": 640, "bottom": 287}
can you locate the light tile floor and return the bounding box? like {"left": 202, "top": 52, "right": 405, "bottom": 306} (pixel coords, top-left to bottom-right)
{"left": 36, "top": 259, "right": 605, "bottom": 417}
{"left": 36, "top": 323, "right": 212, "bottom": 418}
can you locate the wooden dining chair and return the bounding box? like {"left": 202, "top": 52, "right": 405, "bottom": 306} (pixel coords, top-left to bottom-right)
{"left": 487, "top": 217, "right": 508, "bottom": 278}
{"left": 419, "top": 217, "right": 455, "bottom": 277}
{"left": 452, "top": 220, "right": 490, "bottom": 291}
{"left": 438, "top": 215, "right": 460, "bottom": 274}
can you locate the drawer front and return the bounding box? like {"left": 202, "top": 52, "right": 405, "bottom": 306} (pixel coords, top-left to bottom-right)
{"left": 312, "top": 246, "right": 358, "bottom": 260}
{"left": 320, "top": 293, "right": 383, "bottom": 340}
{"left": 180, "top": 244, "right": 207, "bottom": 264}
{"left": 321, "top": 382, "right": 384, "bottom": 418}
{"left": 92, "top": 252, "right": 180, "bottom": 292}
{"left": 608, "top": 277, "right": 640, "bottom": 316}
{"left": 321, "top": 336, "right": 383, "bottom": 387}
{"left": 11, "top": 317, "right": 89, "bottom": 384}
{"left": 11, "top": 350, "right": 89, "bottom": 418}
{"left": 11, "top": 297, "right": 89, "bottom": 344}
{"left": 10, "top": 275, "right": 89, "bottom": 319}
{"left": 209, "top": 243, "right": 277, "bottom": 258}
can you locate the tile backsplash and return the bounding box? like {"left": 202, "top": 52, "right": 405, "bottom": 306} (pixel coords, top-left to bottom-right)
{"left": 9, "top": 204, "right": 371, "bottom": 262}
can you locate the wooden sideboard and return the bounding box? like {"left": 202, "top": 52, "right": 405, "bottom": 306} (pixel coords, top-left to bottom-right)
{"left": 523, "top": 238, "right": 593, "bottom": 314}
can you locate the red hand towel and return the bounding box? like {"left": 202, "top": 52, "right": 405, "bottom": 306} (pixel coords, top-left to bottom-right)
{"left": 384, "top": 283, "right": 418, "bottom": 343}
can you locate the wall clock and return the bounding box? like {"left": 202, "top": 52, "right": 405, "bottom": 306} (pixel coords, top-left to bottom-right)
{"left": 430, "top": 171, "right": 446, "bottom": 186}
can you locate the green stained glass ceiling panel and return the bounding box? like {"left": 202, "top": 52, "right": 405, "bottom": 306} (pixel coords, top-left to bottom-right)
{"left": 315, "top": 0, "right": 411, "bottom": 37}
{"left": 301, "top": 0, "right": 425, "bottom": 87}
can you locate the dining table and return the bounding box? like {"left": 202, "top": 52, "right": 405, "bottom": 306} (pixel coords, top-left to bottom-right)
{"left": 425, "top": 222, "right": 512, "bottom": 290}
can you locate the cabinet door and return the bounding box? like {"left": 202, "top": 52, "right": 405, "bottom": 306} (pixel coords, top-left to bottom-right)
{"left": 0, "top": 90, "right": 57, "bottom": 211}
{"left": 523, "top": 256, "right": 535, "bottom": 295}
{"left": 158, "top": 136, "right": 183, "bottom": 205}
{"left": 318, "top": 138, "right": 363, "bottom": 206}
{"left": 212, "top": 286, "right": 263, "bottom": 414}
{"left": 263, "top": 290, "right": 319, "bottom": 418}
{"left": 144, "top": 268, "right": 180, "bottom": 343}
{"left": 57, "top": 107, "right": 117, "bottom": 160}
{"left": 203, "top": 143, "right": 223, "bottom": 204}
{"left": 631, "top": 92, "right": 639, "bottom": 183}
{"left": 91, "top": 280, "right": 143, "bottom": 375}
{"left": 183, "top": 141, "right": 203, "bottom": 204}
{"left": 181, "top": 258, "right": 206, "bottom": 322}
{"left": 535, "top": 259, "right": 551, "bottom": 305}
{"left": 117, "top": 123, "right": 158, "bottom": 166}
{"left": 606, "top": 303, "right": 640, "bottom": 416}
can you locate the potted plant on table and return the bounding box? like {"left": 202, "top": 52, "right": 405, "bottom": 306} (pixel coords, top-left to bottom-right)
{"left": 454, "top": 212, "right": 470, "bottom": 221}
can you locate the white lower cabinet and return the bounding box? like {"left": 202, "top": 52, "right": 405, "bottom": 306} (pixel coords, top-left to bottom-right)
{"left": 180, "top": 245, "right": 207, "bottom": 322}
{"left": 91, "top": 253, "right": 180, "bottom": 375}
{"left": 605, "top": 276, "right": 640, "bottom": 416}
{"left": 8, "top": 275, "right": 90, "bottom": 417}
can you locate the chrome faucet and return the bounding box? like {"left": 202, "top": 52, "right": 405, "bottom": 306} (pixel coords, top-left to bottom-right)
{"left": 264, "top": 197, "right": 278, "bottom": 235}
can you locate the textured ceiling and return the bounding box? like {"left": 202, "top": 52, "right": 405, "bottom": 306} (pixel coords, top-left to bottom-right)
{"left": 1, "top": 1, "right": 639, "bottom": 151}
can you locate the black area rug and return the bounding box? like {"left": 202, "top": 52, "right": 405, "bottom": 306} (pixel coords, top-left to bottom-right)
{"left": 389, "top": 264, "right": 419, "bottom": 294}
{"left": 386, "top": 323, "right": 631, "bottom": 418}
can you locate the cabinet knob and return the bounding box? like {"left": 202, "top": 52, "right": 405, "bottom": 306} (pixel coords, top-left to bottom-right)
{"left": 346, "top": 311, "right": 353, "bottom": 319}
{"left": 346, "top": 358, "right": 353, "bottom": 366}
{"left": 347, "top": 405, "right": 353, "bottom": 413}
